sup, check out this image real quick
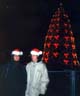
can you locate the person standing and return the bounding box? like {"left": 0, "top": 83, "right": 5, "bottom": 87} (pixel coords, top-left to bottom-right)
{"left": 0, "top": 49, "right": 27, "bottom": 96}
{"left": 25, "top": 48, "right": 49, "bottom": 96}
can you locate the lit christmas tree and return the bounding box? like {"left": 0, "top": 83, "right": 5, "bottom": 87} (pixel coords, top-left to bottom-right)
{"left": 42, "top": 3, "right": 79, "bottom": 69}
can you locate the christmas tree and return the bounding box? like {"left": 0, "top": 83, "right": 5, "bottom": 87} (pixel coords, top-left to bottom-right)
{"left": 42, "top": 3, "right": 79, "bottom": 69}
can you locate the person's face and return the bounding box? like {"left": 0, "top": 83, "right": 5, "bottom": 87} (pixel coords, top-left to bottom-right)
{"left": 13, "top": 55, "right": 20, "bottom": 62}
{"left": 31, "top": 55, "right": 38, "bottom": 62}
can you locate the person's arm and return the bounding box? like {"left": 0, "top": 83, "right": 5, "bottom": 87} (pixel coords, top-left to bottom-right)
{"left": 25, "top": 64, "right": 29, "bottom": 96}
{"left": 40, "top": 64, "right": 49, "bottom": 95}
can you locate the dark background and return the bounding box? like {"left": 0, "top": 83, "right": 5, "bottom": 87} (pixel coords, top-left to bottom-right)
{"left": 0, "top": 1, "right": 80, "bottom": 96}
{"left": 0, "top": 0, "right": 80, "bottom": 63}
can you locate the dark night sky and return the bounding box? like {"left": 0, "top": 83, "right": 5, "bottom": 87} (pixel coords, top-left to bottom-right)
{"left": 0, "top": 0, "right": 80, "bottom": 63}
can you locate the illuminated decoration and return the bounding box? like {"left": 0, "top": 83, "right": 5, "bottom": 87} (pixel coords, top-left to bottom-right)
{"left": 42, "top": 3, "right": 79, "bottom": 68}
{"left": 53, "top": 52, "right": 59, "bottom": 58}
{"left": 54, "top": 35, "right": 60, "bottom": 40}
{"left": 56, "top": 29, "right": 59, "bottom": 33}
{"left": 44, "top": 58, "right": 48, "bottom": 63}
{"left": 64, "top": 29, "right": 68, "bottom": 33}
{"left": 72, "top": 53, "right": 77, "bottom": 58}
{"left": 64, "top": 36, "right": 69, "bottom": 41}
{"left": 64, "top": 23, "right": 68, "bottom": 27}
{"left": 45, "top": 52, "right": 49, "bottom": 57}
{"left": 73, "top": 60, "right": 77, "bottom": 66}
{"left": 72, "top": 44, "right": 76, "bottom": 50}
{"left": 53, "top": 43, "right": 59, "bottom": 49}
{"left": 47, "top": 43, "right": 51, "bottom": 48}
{"left": 71, "top": 36, "right": 75, "bottom": 43}
{"left": 64, "top": 53, "right": 69, "bottom": 58}
{"left": 63, "top": 59, "right": 69, "bottom": 65}
{"left": 48, "top": 35, "right": 53, "bottom": 40}
{"left": 64, "top": 43, "right": 69, "bottom": 48}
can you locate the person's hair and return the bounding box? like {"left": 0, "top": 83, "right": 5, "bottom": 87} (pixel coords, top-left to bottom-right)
{"left": 37, "top": 55, "right": 42, "bottom": 62}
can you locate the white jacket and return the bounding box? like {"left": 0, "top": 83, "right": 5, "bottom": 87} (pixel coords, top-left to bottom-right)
{"left": 25, "top": 61, "right": 49, "bottom": 96}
